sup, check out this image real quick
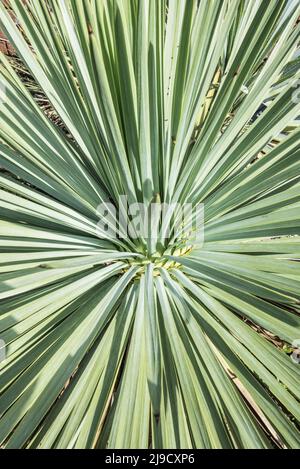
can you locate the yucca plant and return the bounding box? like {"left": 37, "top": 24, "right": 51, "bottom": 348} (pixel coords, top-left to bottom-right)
{"left": 0, "top": 0, "right": 300, "bottom": 449}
